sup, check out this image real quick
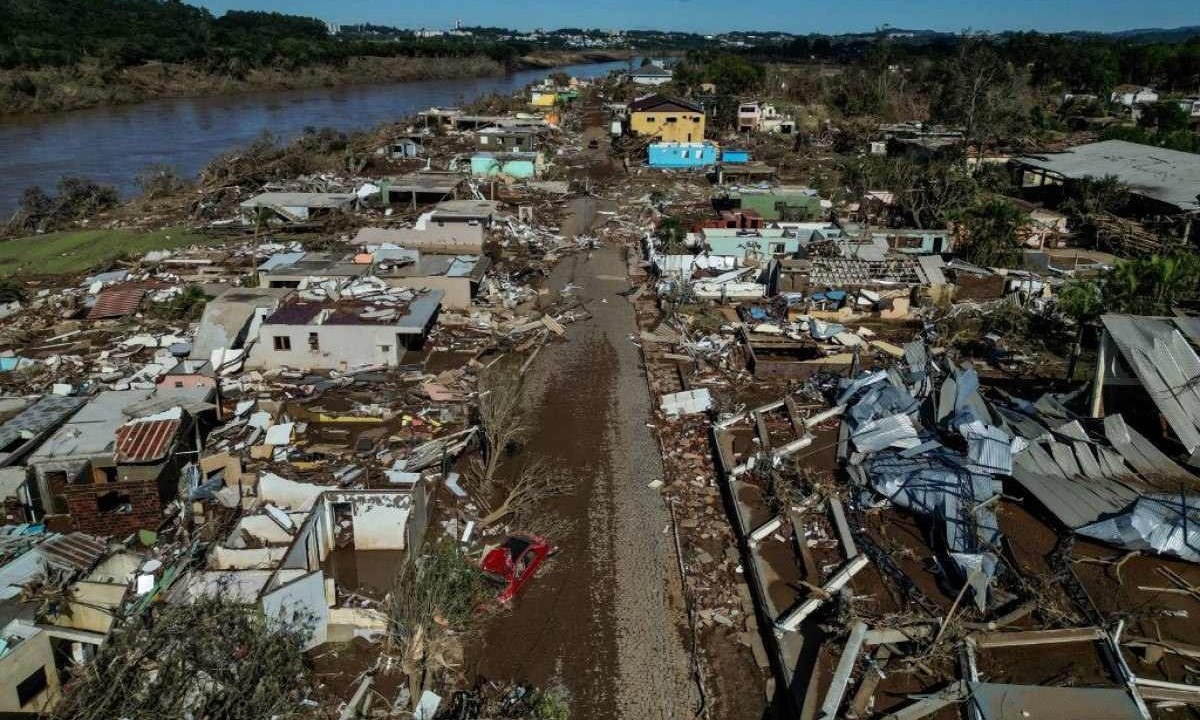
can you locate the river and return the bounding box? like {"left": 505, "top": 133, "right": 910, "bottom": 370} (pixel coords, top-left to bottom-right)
{"left": 0, "top": 59, "right": 634, "bottom": 214}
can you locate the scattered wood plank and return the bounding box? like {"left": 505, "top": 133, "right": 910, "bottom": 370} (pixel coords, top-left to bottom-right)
{"left": 972, "top": 627, "right": 1104, "bottom": 649}
{"left": 879, "top": 681, "right": 969, "bottom": 720}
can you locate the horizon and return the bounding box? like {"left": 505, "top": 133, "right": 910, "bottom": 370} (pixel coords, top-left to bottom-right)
{"left": 192, "top": 0, "right": 1200, "bottom": 36}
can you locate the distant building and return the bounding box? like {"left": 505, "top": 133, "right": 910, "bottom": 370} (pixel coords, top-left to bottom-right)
{"left": 1177, "top": 97, "right": 1200, "bottom": 119}
{"left": 737, "top": 101, "right": 795, "bottom": 134}
{"left": 628, "top": 66, "right": 673, "bottom": 86}
{"left": 1110, "top": 85, "right": 1159, "bottom": 107}
{"left": 1011, "top": 140, "right": 1200, "bottom": 242}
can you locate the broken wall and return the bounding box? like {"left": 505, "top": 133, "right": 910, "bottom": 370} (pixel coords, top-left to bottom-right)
{"left": 260, "top": 570, "right": 329, "bottom": 650}
{"left": 55, "top": 475, "right": 164, "bottom": 537}
{"left": 351, "top": 499, "right": 411, "bottom": 550}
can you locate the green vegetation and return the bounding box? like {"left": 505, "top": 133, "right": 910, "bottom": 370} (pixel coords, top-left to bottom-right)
{"left": 1060, "top": 254, "right": 1200, "bottom": 319}
{"left": 654, "top": 216, "right": 689, "bottom": 253}
{"left": 0, "top": 226, "right": 209, "bottom": 276}
{"left": 51, "top": 595, "right": 311, "bottom": 720}
{"left": 0, "top": 0, "right": 530, "bottom": 72}
{"left": 948, "top": 197, "right": 1028, "bottom": 268}
{"left": 386, "top": 537, "right": 489, "bottom": 647}
{"left": 6, "top": 176, "right": 120, "bottom": 236}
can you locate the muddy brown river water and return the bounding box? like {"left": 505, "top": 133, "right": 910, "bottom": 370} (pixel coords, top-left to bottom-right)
{"left": 0, "top": 59, "right": 633, "bottom": 215}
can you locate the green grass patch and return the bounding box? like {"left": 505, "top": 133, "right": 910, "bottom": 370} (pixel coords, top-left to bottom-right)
{"left": 0, "top": 227, "right": 212, "bottom": 277}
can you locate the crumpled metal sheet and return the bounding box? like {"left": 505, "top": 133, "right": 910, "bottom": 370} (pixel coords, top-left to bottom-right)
{"left": 1078, "top": 493, "right": 1200, "bottom": 562}
{"left": 864, "top": 447, "right": 1002, "bottom": 609}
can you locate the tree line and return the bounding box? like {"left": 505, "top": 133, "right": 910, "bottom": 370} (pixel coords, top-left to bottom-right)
{"left": 0, "top": 0, "right": 531, "bottom": 72}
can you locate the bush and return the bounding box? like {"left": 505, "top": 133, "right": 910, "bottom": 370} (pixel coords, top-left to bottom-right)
{"left": 136, "top": 164, "right": 190, "bottom": 199}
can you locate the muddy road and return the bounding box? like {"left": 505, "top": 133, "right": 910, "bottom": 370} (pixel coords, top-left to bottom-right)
{"left": 470, "top": 240, "right": 699, "bottom": 719}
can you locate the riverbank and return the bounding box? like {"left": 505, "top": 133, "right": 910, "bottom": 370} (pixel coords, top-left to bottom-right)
{"left": 0, "top": 50, "right": 631, "bottom": 116}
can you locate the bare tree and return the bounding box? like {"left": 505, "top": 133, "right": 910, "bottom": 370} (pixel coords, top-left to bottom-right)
{"left": 477, "top": 367, "right": 529, "bottom": 482}
{"left": 471, "top": 457, "right": 574, "bottom": 529}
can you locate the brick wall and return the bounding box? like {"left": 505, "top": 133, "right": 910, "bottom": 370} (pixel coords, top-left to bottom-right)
{"left": 2, "top": 496, "right": 29, "bottom": 524}
{"left": 60, "top": 480, "right": 162, "bottom": 537}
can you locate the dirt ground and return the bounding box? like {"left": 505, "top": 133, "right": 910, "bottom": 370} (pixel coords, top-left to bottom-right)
{"left": 464, "top": 238, "right": 699, "bottom": 717}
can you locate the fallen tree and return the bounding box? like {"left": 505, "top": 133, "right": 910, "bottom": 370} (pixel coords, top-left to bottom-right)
{"left": 51, "top": 595, "right": 313, "bottom": 720}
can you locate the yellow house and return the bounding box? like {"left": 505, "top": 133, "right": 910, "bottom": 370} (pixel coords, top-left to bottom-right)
{"left": 629, "top": 95, "right": 706, "bottom": 143}
{"left": 530, "top": 90, "right": 557, "bottom": 107}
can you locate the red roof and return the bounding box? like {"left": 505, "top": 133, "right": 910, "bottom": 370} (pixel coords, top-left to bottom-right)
{"left": 87, "top": 287, "right": 146, "bottom": 320}
{"left": 114, "top": 418, "right": 181, "bottom": 463}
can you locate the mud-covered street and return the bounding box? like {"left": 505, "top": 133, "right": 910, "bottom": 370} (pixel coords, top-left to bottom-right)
{"left": 470, "top": 239, "right": 699, "bottom": 719}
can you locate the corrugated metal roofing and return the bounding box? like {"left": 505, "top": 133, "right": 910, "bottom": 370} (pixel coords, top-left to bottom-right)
{"left": 87, "top": 286, "right": 146, "bottom": 320}
{"left": 1101, "top": 314, "right": 1200, "bottom": 455}
{"left": 114, "top": 418, "right": 180, "bottom": 463}
{"left": 1015, "top": 140, "right": 1200, "bottom": 212}
{"left": 1103, "top": 413, "right": 1193, "bottom": 480}
{"left": 0, "top": 395, "right": 85, "bottom": 464}
{"left": 36, "top": 532, "right": 108, "bottom": 571}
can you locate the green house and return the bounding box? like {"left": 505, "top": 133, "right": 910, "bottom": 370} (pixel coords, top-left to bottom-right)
{"left": 728, "top": 188, "right": 823, "bottom": 221}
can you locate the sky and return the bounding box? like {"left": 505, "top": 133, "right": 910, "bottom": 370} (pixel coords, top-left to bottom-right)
{"left": 191, "top": 0, "right": 1200, "bottom": 35}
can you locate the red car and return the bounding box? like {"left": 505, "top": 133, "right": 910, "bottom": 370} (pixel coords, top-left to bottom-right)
{"left": 480, "top": 535, "right": 550, "bottom": 603}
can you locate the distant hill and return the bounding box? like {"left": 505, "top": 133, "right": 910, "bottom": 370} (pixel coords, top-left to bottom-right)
{"left": 1105, "top": 25, "right": 1200, "bottom": 43}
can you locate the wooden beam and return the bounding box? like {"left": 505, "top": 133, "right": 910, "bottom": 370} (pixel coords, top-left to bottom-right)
{"left": 788, "top": 509, "right": 821, "bottom": 584}
{"left": 1124, "top": 636, "right": 1200, "bottom": 661}
{"left": 879, "top": 681, "right": 968, "bottom": 720}
{"left": 849, "top": 647, "right": 892, "bottom": 718}
{"left": 972, "top": 627, "right": 1104, "bottom": 649}
{"left": 784, "top": 395, "right": 806, "bottom": 437}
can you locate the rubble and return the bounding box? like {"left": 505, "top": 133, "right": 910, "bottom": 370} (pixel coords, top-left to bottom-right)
{"left": 3, "top": 59, "right": 1200, "bottom": 720}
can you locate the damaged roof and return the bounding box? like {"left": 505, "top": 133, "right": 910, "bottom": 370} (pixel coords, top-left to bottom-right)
{"left": 1015, "top": 140, "right": 1200, "bottom": 213}
{"left": 36, "top": 532, "right": 108, "bottom": 572}
{"left": 1100, "top": 314, "right": 1200, "bottom": 456}
{"left": 114, "top": 418, "right": 182, "bottom": 464}
{"left": 0, "top": 395, "right": 86, "bottom": 466}
{"left": 87, "top": 286, "right": 146, "bottom": 320}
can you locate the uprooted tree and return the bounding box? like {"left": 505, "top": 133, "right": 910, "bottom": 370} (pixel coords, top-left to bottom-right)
{"left": 476, "top": 367, "right": 529, "bottom": 482}
{"left": 469, "top": 457, "right": 575, "bottom": 529}
{"left": 52, "top": 595, "right": 313, "bottom": 720}
{"left": 385, "top": 537, "right": 489, "bottom": 702}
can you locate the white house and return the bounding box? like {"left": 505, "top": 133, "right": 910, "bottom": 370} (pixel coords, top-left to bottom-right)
{"left": 629, "top": 66, "right": 672, "bottom": 86}
{"left": 737, "top": 101, "right": 795, "bottom": 134}
{"left": 1110, "top": 85, "right": 1159, "bottom": 107}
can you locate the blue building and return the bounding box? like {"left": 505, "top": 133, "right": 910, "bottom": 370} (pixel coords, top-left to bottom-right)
{"left": 648, "top": 142, "right": 718, "bottom": 169}
{"left": 470, "top": 152, "right": 539, "bottom": 178}
{"left": 721, "top": 148, "right": 751, "bottom": 164}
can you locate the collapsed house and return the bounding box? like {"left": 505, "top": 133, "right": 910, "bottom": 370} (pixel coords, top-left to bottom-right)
{"left": 1092, "top": 314, "right": 1200, "bottom": 466}
{"left": 247, "top": 287, "right": 443, "bottom": 371}
{"left": 240, "top": 192, "right": 359, "bottom": 224}
{"left": 0, "top": 530, "right": 133, "bottom": 714}
{"left": 354, "top": 218, "right": 486, "bottom": 255}
{"left": 371, "top": 248, "right": 489, "bottom": 310}
{"left": 257, "top": 252, "right": 368, "bottom": 289}
{"left": 1012, "top": 140, "right": 1200, "bottom": 244}
{"left": 25, "top": 390, "right": 207, "bottom": 536}
{"left": 170, "top": 472, "right": 430, "bottom": 650}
